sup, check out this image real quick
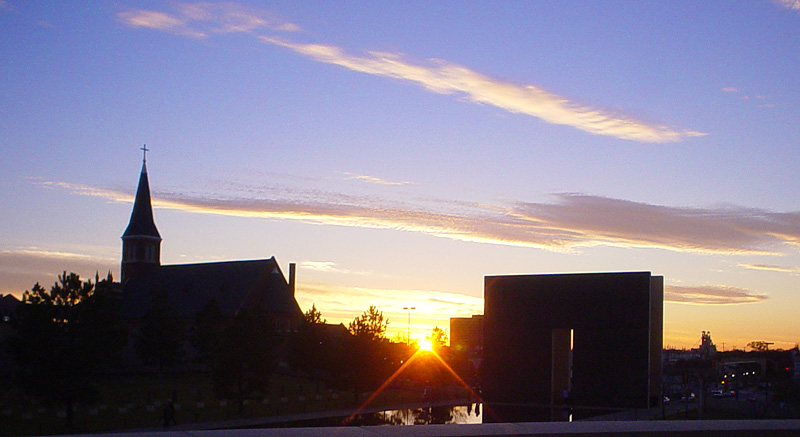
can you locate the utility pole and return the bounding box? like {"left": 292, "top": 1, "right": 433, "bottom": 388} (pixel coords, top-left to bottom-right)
{"left": 403, "top": 307, "right": 415, "bottom": 345}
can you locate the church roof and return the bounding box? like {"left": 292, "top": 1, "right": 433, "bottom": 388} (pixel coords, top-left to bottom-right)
{"left": 121, "top": 258, "right": 302, "bottom": 320}
{"left": 122, "top": 161, "right": 160, "bottom": 240}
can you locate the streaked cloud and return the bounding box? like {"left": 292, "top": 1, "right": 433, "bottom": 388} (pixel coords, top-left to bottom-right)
{"left": 299, "top": 261, "right": 340, "bottom": 273}
{"left": 117, "top": 2, "right": 298, "bottom": 39}
{"left": 775, "top": 0, "right": 800, "bottom": 12}
{"left": 341, "top": 172, "right": 417, "bottom": 187}
{"left": 43, "top": 180, "right": 800, "bottom": 256}
{"left": 261, "top": 37, "right": 704, "bottom": 143}
{"left": 739, "top": 263, "right": 800, "bottom": 273}
{"left": 722, "top": 86, "right": 779, "bottom": 108}
{"left": 0, "top": 248, "right": 117, "bottom": 296}
{"left": 117, "top": 10, "right": 205, "bottom": 38}
{"left": 116, "top": 2, "right": 703, "bottom": 143}
{"left": 665, "top": 285, "right": 767, "bottom": 305}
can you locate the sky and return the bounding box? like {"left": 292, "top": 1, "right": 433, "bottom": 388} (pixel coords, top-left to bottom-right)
{"left": 2, "top": 1, "right": 800, "bottom": 350}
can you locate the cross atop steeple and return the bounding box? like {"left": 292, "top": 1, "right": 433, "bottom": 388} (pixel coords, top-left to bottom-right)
{"left": 141, "top": 144, "right": 150, "bottom": 163}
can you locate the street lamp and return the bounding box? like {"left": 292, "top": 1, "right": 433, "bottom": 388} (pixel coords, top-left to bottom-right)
{"left": 403, "top": 307, "right": 415, "bottom": 345}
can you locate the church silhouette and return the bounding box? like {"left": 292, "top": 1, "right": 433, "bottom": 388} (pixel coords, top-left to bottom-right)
{"left": 119, "top": 148, "right": 302, "bottom": 331}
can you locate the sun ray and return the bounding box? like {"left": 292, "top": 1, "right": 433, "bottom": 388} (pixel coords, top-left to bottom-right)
{"left": 343, "top": 349, "right": 424, "bottom": 424}
{"left": 343, "top": 345, "right": 501, "bottom": 425}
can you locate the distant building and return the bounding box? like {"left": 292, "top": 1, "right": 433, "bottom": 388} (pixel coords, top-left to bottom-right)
{"left": 450, "top": 315, "right": 483, "bottom": 355}
{"left": 483, "top": 271, "right": 663, "bottom": 421}
{"left": 0, "top": 294, "right": 20, "bottom": 377}
{"left": 0, "top": 294, "right": 19, "bottom": 323}
{"left": 698, "top": 330, "right": 717, "bottom": 359}
{"left": 120, "top": 153, "right": 302, "bottom": 331}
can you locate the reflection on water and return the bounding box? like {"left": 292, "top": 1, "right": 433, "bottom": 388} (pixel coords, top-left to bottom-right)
{"left": 259, "top": 402, "right": 605, "bottom": 428}
{"left": 270, "top": 403, "right": 484, "bottom": 428}
{"left": 373, "top": 403, "right": 483, "bottom": 425}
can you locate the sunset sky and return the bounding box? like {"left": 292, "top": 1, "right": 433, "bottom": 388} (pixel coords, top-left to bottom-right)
{"left": 2, "top": 1, "right": 800, "bottom": 349}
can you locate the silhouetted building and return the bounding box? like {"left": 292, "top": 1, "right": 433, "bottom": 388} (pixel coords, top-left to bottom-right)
{"left": 120, "top": 153, "right": 302, "bottom": 331}
{"left": 450, "top": 315, "right": 483, "bottom": 355}
{"left": 483, "top": 272, "right": 663, "bottom": 421}
{"left": 0, "top": 294, "right": 20, "bottom": 323}
{"left": 698, "top": 330, "right": 717, "bottom": 359}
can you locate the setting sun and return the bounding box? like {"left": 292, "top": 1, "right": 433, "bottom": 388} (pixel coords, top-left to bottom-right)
{"left": 417, "top": 338, "right": 433, "bottom": 352}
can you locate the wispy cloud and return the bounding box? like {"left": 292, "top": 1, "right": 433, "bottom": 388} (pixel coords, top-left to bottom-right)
{"left": 261, "top": 37, "right": 704, "bottom": 143}
{"left": 116, "top": 2, "right": 703, "bottom": 143}
{"left": 665, "top": 285, "right": 767, "bottom": 305}
{"left": 722, "top": 86, "right": 779, "bottom": 108}
{"left": 117, "top": 9, "right": 206, "bottom": 38}
{"left": 341, "top": 172, "right": 417, "bottom": 187}
{"left": 0, "top": 248, "right": 117, "bottom": 295}
{"left": 117, "top": 2, "right": 298, "bottom": 39}
{"left": 739, "top": 263, "right": 800, "bottom": 273}
{"left": 43, "top": 180, "right": 800, "bottom": 256}
{"left": 299, "top": 261, "right": 340, "bottom": 273}
{"left": 774, "top": 0, "right": 800, "bottom": 12}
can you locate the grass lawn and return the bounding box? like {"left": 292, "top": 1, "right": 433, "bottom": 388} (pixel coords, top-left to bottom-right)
{"left": 1, "top": 372, "right": 374, "bottom": 435}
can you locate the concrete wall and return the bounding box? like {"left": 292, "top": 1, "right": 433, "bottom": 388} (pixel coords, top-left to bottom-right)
{"left": 483, "top": 272, "right": 663, "bottom": 421}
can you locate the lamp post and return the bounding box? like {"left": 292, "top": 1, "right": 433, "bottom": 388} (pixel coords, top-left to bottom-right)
{"left": 403, "top": 307, "right": 415, "bottom": 345}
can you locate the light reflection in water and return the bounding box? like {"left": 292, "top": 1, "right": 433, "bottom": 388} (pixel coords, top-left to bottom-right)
{"left": 374, "top": 403, "right": 483, "bottom": 425}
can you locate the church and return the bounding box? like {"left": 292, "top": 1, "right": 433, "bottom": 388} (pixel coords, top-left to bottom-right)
{"left": 119, "top": 150, "right": 302, "bottom": 331}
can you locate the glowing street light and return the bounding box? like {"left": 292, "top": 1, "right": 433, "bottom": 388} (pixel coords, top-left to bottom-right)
{"left": 403, "top": 306, "right": 415, "bottom": 345}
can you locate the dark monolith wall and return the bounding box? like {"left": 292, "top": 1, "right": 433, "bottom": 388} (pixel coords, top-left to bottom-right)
{"left": 483, "top": 272, "right": 662, "bottom": 421}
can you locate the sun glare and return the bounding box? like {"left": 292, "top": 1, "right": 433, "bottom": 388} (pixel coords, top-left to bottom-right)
{"left": 417, "top": 338, "right": 433, "bottom": 351}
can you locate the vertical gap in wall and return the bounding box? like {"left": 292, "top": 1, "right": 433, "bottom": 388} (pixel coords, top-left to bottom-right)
{"left": 552, "top": 328, "right": 572, "bottom": 421}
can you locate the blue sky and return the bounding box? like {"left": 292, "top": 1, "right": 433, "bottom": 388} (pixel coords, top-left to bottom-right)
{"left": 2, "top": 1, "right": 800, "bottom": 348}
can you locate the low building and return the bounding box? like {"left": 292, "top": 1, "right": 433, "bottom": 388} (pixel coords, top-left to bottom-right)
{"left": 450, "top": 315, "right": 483, "bottom": 356}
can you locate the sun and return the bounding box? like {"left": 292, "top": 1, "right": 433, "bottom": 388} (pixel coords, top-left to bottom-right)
{"left": 417, "top": 338, "right": 433, "bottom": 352}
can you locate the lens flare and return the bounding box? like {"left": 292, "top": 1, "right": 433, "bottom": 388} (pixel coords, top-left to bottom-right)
{"left": 418, "top": 338, "right": 434, "bottom": 351}
{"left": 343, "top": 343, "right": 498, "bottom": 425}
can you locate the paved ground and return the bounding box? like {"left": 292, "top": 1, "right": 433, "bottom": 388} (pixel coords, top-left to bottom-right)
{"left": 74, "top": 397, "right": 800, "bottom": 436}
{"left": 79, "top": 419, "right": 800, "bottom": 436}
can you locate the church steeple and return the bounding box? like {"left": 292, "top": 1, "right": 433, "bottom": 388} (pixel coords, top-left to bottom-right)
{"left": 121, "top": 146, "right": 161, "bottom": 284}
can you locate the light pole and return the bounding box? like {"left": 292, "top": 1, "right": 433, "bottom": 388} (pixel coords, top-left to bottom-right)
{"left": 403, "top": 307, "right": 415, "bottom": 345}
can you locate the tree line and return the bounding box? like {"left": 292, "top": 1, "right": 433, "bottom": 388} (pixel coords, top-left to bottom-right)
{"left": 2, "top": 271, "right": 469, "bottom": 432}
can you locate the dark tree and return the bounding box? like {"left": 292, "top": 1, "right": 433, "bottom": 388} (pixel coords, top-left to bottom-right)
{"left": 290, "top": 304, "right": 330, "bottom": 373}
{"left": 135, "top": 288, "right": 184, "bottom": 374}
{"left": 303, "top": 303, "right": 326, "bottom": 324}
{"left": 212, "top": 308, "right": 277, "bottom": 414}
{"left": 341, "top": 306, "right": 401, "bottom": 403}
{"left": 348, "top": 305, "right": 388, "bottom": 341}
{"left": 747, "top": 341, "right": 771, "bottom": 352}
{"left": 428, "top": 326, "right": 448, "bottom": 352}
{"left": 7, "top": 272, "right": 126, "bottom": 431}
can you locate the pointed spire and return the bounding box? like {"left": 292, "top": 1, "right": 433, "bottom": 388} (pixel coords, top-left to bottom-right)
{"left": 122, "top": 148, "right": 162, "bottom": 284}
{"left": 122, "top": 147, "right": 160, "bottom": 239}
